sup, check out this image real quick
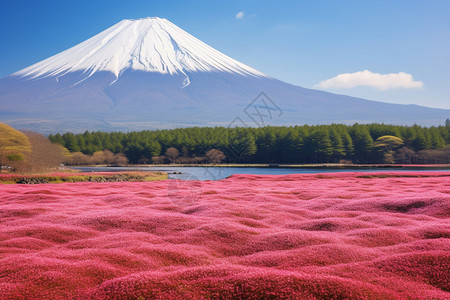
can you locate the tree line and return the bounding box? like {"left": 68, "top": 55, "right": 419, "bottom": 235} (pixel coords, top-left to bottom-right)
{"left": 48, "top": 122, "right": 450, "bottom": 165}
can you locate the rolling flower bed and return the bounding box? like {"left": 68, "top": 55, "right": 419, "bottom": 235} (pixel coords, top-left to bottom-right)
{"left": 0, "top": 172, "right": 449, "bottom": 299}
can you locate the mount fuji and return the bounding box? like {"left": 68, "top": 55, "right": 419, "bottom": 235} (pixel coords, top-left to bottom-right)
{"left": 0, "top": 17, "right": 448, "bottom": 133}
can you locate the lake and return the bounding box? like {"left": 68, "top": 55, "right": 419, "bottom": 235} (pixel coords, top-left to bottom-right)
{"left": 72, "top": 166, "right": 450, "bottom": 181}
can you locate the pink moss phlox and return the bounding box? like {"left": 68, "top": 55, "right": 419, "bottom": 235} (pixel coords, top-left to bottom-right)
{"left": 0, "top": 172, "right": 449, "bottom": 298}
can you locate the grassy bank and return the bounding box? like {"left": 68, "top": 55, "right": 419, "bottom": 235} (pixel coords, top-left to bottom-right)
{"left": 0, "top": 171, "right": 167, "bottom": 184}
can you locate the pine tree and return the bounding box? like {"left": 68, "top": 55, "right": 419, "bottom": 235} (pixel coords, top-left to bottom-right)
{"left": 284, "top": 130, "right": 303, "bottom": 163}
{"left": 351, "top": 126, "right": 374, "bottom": 163}
{"left": 430, "top": 128, "right": 445, "bottom": 149}
{"left": 303, "top": 129, "right": 333, "bottom": 163}
{"left": 340, "top": 130, "right": 354, "bottom": 159}
{"left": 329, "top": 128, "right": 346, "bottom": 162}
{"left": 63, "top": 133, "right": 81, "bottom": 152}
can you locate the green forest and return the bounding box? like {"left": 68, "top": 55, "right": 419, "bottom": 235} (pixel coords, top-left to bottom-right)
{"left": 49, "top": 122, "right": 450, "bottom": 165}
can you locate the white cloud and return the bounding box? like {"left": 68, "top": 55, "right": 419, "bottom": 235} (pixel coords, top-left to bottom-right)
{"left": 315, "top": 70, "right": 424, "bottom": 90}
{"left": 235, "top": 11, "right": 245, "bottom": 19}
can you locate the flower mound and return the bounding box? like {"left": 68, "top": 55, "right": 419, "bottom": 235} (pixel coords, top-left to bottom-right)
{"left": 0, "top": 172, "right": 449, "bottom": 299}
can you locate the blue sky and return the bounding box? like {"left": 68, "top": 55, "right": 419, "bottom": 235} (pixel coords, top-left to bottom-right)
{"left": 1, "top": 0, "right": 449, "bottom": 109}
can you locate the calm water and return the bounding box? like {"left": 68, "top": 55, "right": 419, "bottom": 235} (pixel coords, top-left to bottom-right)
{"left": 72, "top": 166, "right": 450, "bottom": 181}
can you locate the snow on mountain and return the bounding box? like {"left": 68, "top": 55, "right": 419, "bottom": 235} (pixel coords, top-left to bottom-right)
{"left": 1, "top": 17, "right": 449, "bottom": 133}
{"left": 15, "top": 17, "right": 266, "bottom": 87}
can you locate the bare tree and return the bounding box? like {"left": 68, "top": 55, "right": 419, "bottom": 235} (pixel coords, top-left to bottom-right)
{"left": 68, "top": 152, "right": 90, "bottom": 165}
{"left": 103, "top": 149, "right": 116, "bottom": 163}
{"left": 151, "top": 156, "right": 164, "bottom": 164}
{"left": 91, "top": 151, "right": 106, "bottom": 164}
{"left": 394, "top": 147, "right": 417, "bottom": 164}
{"left": 113, "top": 153, "right": 128, "bottom": 165}
{"left": 205, "top": 149, "right": 226, "bottom": 164}
{"left": 67, "top": 150, "right": 128, "bottom": 166}
{"left": 21, "top": 131, "right": 67, "bottom": 172}
{"left": 165, "top": 147, "right": 179, "bottom": 163}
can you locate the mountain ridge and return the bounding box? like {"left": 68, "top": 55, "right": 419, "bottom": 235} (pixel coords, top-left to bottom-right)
{"left": 14, "top": 17, "right": 266, "bottom": 85}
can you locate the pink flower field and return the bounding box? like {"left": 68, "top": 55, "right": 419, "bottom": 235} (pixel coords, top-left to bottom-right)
{"left": 0, "top": 172, "right": 449, "bottom": 299}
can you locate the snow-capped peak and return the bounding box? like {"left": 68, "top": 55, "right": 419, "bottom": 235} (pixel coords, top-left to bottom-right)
{"left": 15, "top": 17, "right": 266, "bottom": 82}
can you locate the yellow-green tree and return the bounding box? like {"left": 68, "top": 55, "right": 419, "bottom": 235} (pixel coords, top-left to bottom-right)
{"left": 374, "top": 135, "right": 404, "bottom": 163}
{"left": 0, "top": 123, "right": 31, "bottom": 169}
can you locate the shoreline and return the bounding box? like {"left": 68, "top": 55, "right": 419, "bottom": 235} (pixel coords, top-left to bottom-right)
{"left": 70, "top": 163, "right": 450, "bottom": 169}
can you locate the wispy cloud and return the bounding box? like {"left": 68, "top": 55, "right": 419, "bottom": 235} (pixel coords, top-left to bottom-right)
{"left": 235, "top": 11, "right": 245, "bottom": 19}
{"left": 315, "top": 70, "right": 424, "bottom": 90}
